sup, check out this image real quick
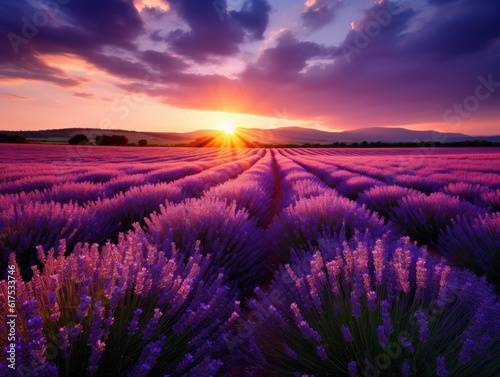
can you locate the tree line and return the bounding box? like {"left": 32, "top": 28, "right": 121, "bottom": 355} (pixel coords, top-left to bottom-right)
{"left": 69, "top": 134, "right": 148, "bottom": 146}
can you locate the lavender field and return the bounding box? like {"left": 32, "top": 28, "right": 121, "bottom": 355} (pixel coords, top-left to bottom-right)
{"left": 1, "top": 144, "right": 500, "bottom": 376}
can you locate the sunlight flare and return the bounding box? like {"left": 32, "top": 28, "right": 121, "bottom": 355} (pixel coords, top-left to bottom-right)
{"left": 221, "top": 121, "right": 236, "bottom": 135}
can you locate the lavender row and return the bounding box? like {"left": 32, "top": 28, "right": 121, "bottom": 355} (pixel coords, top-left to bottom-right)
{"left": 0, "top": 152, "right": 263, "bottom": 279}
{"left": 0, "top": 149, "right": 256, "bottom": 197}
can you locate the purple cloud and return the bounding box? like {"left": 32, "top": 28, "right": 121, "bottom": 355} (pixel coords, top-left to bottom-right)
{"left": 166, "top": 0, "right": 271, "bottom": 61}
{"left": 301, "top": 0, "right": 343, "bottom": 30}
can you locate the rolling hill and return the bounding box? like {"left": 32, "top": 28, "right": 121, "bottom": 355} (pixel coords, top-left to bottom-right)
{"left": 1, "top": 126, "right": 500, "bottom": 146}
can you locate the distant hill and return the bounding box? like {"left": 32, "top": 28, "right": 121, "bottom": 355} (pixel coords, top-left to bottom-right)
{"left": 1, "top": 126, "right": 499, "bottom": 146}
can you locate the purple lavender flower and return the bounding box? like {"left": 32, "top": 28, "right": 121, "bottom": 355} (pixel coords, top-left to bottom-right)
{"left": 22, "top": 300, "right": 50, "bottom": 372}
{"left": 400, "top": 336, "right": 415, "bottom": 353}
{"left": 142, "top": 308, "right": 163, "bottom": 340}
{"left": 127, "top": 308, "right": 143, "bottom": 336}
{"left": 174, "top": 353, "right": 194, "bottom": 375}
{"left": 48, "top": 291, "right": 60, "bottom": 321}
{"left": 316, "top": 345, "right": 327, "bottom": 361}
{"left": 283, "top": 343, "right": 298, "bottom": 360}
{"left": 371, "top": 238, "right": 386, "bottom": 285}
{"left": 75, "top": 295, "right": 92, "bottom": 320}
{"left": 128, "top": 335, "right": 166, "bottom": 377}
{"left": 376, "top": 325, "right": 388, "bottom": 347}
{"left": 402, "top": 361, "right": 411, "bottom": 377}
{"left": 436, "top": 355, "right": 448, "bottom": 377}
{"left": 87, "top": 340, "right": 106, "bottom": 373}
{"left": 341, "top": 325, "right": 353, "bottom": 343}
{"left": 381, "top": 300, "right": 393, "bottom": 334}
{"left": 298, "top": 320, "right": 322, "bottom": 343}
{"left": 366, "top": 291, "right": 377, "bottom": 311}
{"left": 347, "top": 360, "right": 357, "bottom": 376}
{"left": 87, "top": 301, "right": 105, "bottom": 347}
{"left": 416, "top": 257, "right": 427, "bottom": 291}
{"left": 414, "top": 310, "right": 429, "bottom": 343}
{"left": 351, "top": 290, "right": 362, "bottom": 318}
{"left": 58, "top": 327, "right": 70, "bottom": 359}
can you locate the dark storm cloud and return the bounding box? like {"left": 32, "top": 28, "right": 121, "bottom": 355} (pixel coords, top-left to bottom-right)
{"left": 166, "top": 0, "right": 271, "bottom": 61}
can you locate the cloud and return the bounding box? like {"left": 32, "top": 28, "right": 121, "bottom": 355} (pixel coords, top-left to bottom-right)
{"left": 166, "top": 0, "right": 271, "bottom": 61}
{"left": 1, "top": 0, "right": 500, "bottom": 131}
{"left": 133, "top": 0, "right": 170, "bottom": 13}
{"left": 242, "top": 29, "right": 334, "bottom": 82}
{"left": 1, "top": 93, "right": 32, "bottom": 100}
{"left": 402, "top": 0, "right": 500, "bottom": 58}
{"left": 230, "top": 0, "right": 271, "bottom": 39}
{"left": 0, "top": 0, "right": 181, "bottom": 88}
{"left": 73, "top": 92, "right": 95, "bottom": 99}
{"left": 301, "top": 0, "right": 342, "bottom": 30}
{"left": 141, "top": 0, "right": 500, "bottom": 129}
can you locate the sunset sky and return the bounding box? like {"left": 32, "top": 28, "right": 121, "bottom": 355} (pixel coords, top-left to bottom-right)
{"left": 1, "top": 0, "right": 500, "bottom": 135}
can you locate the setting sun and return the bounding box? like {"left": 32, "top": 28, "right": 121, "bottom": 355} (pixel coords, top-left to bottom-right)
{"left": 221, "top": 121, "right": 236, "bottom": 135}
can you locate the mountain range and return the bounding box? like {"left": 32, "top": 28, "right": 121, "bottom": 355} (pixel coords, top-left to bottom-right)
{"left": 2, "top": 126, "right": 500, "bottom": 146}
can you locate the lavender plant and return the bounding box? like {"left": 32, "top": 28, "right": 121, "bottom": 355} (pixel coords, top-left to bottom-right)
{"left": 239, "top": 235, "right": 500, "bottom": 376}
{"left": 268, "top": 192, "right": 390, "bottom": 262}
{"left": 144, "top": 197, "right": 266, "bottom": 293}
{"left": 438, "top": 213, "right": 500, "bottom": 285}
{"left": 0, "top": 231, "right": 238, "bottom": 376}
{"left": 391, "top": 192, "right": 484, "bottom": 247}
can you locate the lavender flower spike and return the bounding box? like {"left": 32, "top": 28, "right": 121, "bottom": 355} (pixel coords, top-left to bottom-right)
{"left": 341, "top": 325, "right": 353, "bottom": 343}
{"left": 348, "top": 360, "right": 357, "bottom": 376}
{"left": 436, "top": 355, "right": 449, "bottom": 377}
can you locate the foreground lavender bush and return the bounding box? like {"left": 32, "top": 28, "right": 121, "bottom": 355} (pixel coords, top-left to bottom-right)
{"left": 391, "top": 192, "right": 483, "bottom": 246}
{"left": 0, "top": 231, "right": 237, "bottom": 376}
{"left": 268, "top": 192, "right": 390, "bottom": 262}
{"left": 438, "top": 213, "right": 500, "bottom": 285}
{"left": 144, "top": 197, "right": 265, "bottom": 293}
{"left": 239, "top": 236, "right": 500, "bottom": 376}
